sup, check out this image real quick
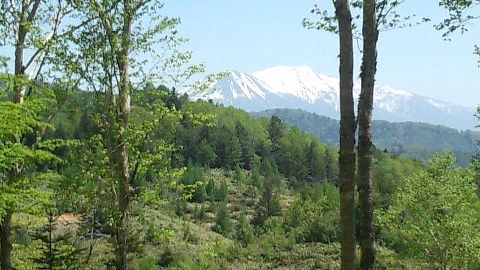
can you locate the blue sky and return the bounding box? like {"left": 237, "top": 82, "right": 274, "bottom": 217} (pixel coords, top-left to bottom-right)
{"left": 164, "top": 1, "right": 480, "bottom": 108}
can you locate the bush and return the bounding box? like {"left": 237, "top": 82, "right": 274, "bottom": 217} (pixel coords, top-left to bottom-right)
{"left": 181, "top": 166, "right": 206, "bottom": 203}
{"left": 284, "top": 183, "right": 339, "bottom": 243}
{"left": 377, "top": 153, "right": 480, "bottom": 269}
{"left": 205, "top": 179, "right": 215, "bottom": 200}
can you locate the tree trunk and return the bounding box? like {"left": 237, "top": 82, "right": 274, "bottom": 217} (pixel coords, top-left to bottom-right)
{"left": 114, "top": 1, "right": 132, "bottom": 269}
{"left": 358, "top": 0, "right": 378, "bottom": 269}
{"left": 14, "top": 10, "right": 28, "bottom": 104}
{"left": 334, "top": 1, "right": 357, "bottom": 269}
{"left": 0, "top": 210, "right": 13, "bottom": 270}
{"left": 1, "top": 9, "right": 29, "bottom": 270}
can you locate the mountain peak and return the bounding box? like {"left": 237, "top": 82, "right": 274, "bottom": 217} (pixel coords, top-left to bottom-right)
{"left": 252, "top": 65, "right": 338, "bottom": 103}
{"left": 183, "top": 65, "right": 475, "bottom": 130}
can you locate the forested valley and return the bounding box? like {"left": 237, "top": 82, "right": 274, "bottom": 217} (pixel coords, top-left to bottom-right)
{"left": 0, "top": 1, "right": 479, "bottom": 270}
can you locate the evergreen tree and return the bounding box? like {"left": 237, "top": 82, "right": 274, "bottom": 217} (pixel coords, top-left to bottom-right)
{"left": 325, "top": 148, "right": 336, "bottom": 184}
{"left": 205, "top": 179, "right": 216, "bottom": 201}
{"left": 306, "top": 140, "right": 326, "bottom": 181}
{"left": 235, "top": 121, "right": 255, "bottom": 169}
{"left": 252, "top": 178, "right": 281, "bottom": 226}
{"left": 213, "top": 202, "right": 231, "bottom": 236}
{"left": 267, "top": 115, "right": 284, "bottom": 155}
{"left": 225, "top": 135, "right": 243, "bottom": 169}
{"left": 32, "top": 210, "right": 83, "bottom": 270}
{"left": 197, "top": 142, "right": 217, "bottom": 168}
{"left": 214, "top": 179, "right": 229, "bottom": 202}
{"left": 236, "top": 211, "right": 254, "bottom": 246}
{"left": 215, "top": 126, "right": 242, "bottom": 168}
{"left": 233, "top": 165, "right": 246, "bottom": 183}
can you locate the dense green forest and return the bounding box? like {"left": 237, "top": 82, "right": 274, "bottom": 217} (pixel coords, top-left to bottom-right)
{"left": 1, "top": 88, "right": 479, "bottom": 269}
{"left": 1, "top": 1, "right": 480, "bottom": 270}
{"left": 253, "top": 109, "right": 479, "bottom": 166}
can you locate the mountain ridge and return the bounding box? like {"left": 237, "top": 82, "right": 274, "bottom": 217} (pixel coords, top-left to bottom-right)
{"left": 182, "top": 66, "right": 476, "bottom": 130}
{"left": 252, "top": 108, "right": 479, "bottom": 166}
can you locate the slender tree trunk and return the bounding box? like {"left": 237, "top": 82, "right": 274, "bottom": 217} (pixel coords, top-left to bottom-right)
{"left": 0, "top": 210, "right": 13, "bottom": 270}
{"left": 358, "top": 0, "right": 378, "bottom": 269}
{"left": 334, "top": 1, "right": 357, "bottom": 269}
{"left": 114, "top": 1, "right": 132, "bottom": 269}
{"left": 14, "top": 31, "right": 26, "bottom": 103}
{"left": 1, "top": 9, "right": 29, "bottom": 269}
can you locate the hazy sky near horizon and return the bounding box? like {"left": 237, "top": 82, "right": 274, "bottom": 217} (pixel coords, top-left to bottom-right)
{"left": 164, "top": 1, "right": 480, "bottom": 108}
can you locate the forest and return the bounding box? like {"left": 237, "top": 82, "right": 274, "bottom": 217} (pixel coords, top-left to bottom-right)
{"left": 0, "top": 1, "right": 479, "bottom": 270}
{"left": 253, "top": 108, "right": 479, "bottom": 166}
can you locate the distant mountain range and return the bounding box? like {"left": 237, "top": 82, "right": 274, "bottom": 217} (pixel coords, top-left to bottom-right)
{"left": 252, "top": 108, "right": 479, "bottom": 166}
{"left": 182, "top": 66, "right": 476, "bottom": 130}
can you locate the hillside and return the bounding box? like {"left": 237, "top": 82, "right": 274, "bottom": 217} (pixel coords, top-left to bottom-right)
{"left": 2, "top": 82, "right": 479, "bottom": 269}
{"left": 252, "top": 108, "right": 479, "bottom": 165}
{"left": 3, "top": 2, "right": 480, "bottom": 269}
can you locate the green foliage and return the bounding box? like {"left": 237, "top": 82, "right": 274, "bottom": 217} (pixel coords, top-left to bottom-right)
{"left": 252, "top": 178, "right": 282, "bottom": 227}
{"left": 254, "top": 108, "right": 477, "bottom": 166}
{"left": 233, "top": 165, "right": 246, "bottom": 183}
{"left": 250, "top": 168, "right": 264, "bottom": 190}
{"left": 213, "top": 179, "right": 229, "bottom": 202}
{"left": 305, "top": 139, "right": 326, "bottom": 182}
{"left": 181, "top": 166, "right": 206, "bottom": 203}
{"left": 372, "top": 153, "right": 423, "bottom": 209}
{"left": 235, "top": 212, "right": 254, "bottom": 246}
{"left": 213, "top": 202, "right": 231, "bottom": 236}
{"left": 378, "top": 152, "right": 480, "bottom": 269}
{"left": 194, "top": 204, "right": 207, "bottom": 221}
{"left": 32, "top": 210, "right": 83, "bottom": 270}
{"left": 437, "top": 0, "right": 479, "bottom": 38}
{"left": 284, "top": 183, "right": 340, "bottom": 243}
{"left": 0, "top": 84, "right": 71, "bottom": 219}
{"left": 205, "top": 179, "right": 215, "bottom": 200}
{"left": 277, "top": 126, "right": 309, "bottom": 182}
{"left": 302, "top": 1, "right": 426, "bottom": 37}
{"left": 235, "top": 121, "right": 256, "bottom": 170}
{"left": 267, "top": 115, "right": 284, "bottom": 157}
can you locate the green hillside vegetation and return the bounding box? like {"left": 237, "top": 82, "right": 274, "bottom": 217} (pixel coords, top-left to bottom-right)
{"left": 253, "top": 109, "right": 479, "bottom": 166}
{"left": 2, "top": 1, "right": 480, "bottom": 269}
{"left": 2, "top": 85, "right": 478, "bottom": 269}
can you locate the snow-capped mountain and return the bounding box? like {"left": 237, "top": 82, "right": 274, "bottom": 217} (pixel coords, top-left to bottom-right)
{"left": 182, "top": 66, "right": 476, "bottom": 130}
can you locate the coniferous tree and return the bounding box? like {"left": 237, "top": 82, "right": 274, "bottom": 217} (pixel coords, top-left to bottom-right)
{"left": 235, "top": 121, "right": 255, "bottom": 170}
{"left": 325, "top": 148, "right": 336, "bottom": 184}
{"left": 252, "top": 178, "right": 281, "bottom": 226}
{"left": 267, "top": 115, "right": 284, "bottom": 157}
{"left": 226, "top": 135, "right": 243, "bottom": 169}
{"left": 215, "top": 126, "right": 242, "bottom": 168}
{"left": 205, "top": 179, "right": 216, "bottom": 201}
{"left": 214, "top": 179, "right": 229, "bottom": 202}
{"left": 213, "top": 202, "right": 231, "bottom": 236}
{"left": 32, "top": 210, "right": 83, "bottom": 270}
{"left": 236, "top": 211, "right": 254, "bottom": 246}
{"left": 306, "top": 140, "right": 325, "bottom": 181}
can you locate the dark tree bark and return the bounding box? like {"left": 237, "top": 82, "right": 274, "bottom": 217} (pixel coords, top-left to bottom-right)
{"left": 0, "top": 211, "right": 12, "bottom": 270}
{"left": 358, "top": 0, "right": 378, "bottom": 268}
{"left": 334, "top": 1, "right": 357, "bottom": 269}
